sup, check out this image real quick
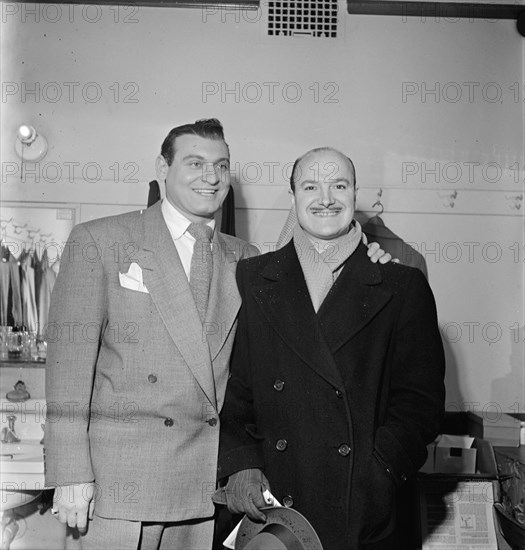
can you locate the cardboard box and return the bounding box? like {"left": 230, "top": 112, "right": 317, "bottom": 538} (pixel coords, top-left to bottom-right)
{"left": 420, "top": 435, "right": 497, "bottom": 477}
{"left": 506, "top": 412, "right": 525, "bottom": 445}
{"left": 467, "top": 411, "right": 521, "bottom": 447}
{"left": 435, "top": 441, "right": 476, "bottom": 475}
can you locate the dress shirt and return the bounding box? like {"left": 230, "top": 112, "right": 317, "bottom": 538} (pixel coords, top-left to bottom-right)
{"left": 161, "top": 199, "right": 215, "bottom": 279}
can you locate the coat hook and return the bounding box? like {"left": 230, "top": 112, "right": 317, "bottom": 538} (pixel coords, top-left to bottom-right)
{"left": 437, "top": 190, "right": 458, "bottom": 208}
{"left": 505, "top": 194, "right": 523, "bottom": 210}
{"left": 27, "top": 229, "right": 41, "bottom": 241}
{"left": 12, "top": 223, "right": 28, "bottom": 235}
{"left": 371, "top": 189, "right": 384, "bottom": 215}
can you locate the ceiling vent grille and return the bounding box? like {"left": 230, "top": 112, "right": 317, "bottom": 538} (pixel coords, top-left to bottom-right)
{"left": 268, "top": 0, "right": 338, "bottom": 38}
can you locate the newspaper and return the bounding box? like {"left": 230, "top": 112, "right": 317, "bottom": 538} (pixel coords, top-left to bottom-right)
{"left": 420, "top": 480, "right": 498, "bottom": 550}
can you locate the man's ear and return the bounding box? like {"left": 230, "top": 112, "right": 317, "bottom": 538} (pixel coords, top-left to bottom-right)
{"left": 289, "top": 189, "right": 295, "bottom": 208}
{"left": 155, "top": 155, "right": 168, "bottom": 181}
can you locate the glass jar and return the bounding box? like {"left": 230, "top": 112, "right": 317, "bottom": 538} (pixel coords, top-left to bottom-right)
{"left": 21, "top": 331, "right": 35, "bottom": 360}
{"left": 0, "top": 326, "right": 12, "bottom": 360}
{"left": 7, "top": 329, "right": 23, "bottom": 359}
{"left": 36, "top": 336, "right": 47, "bottom": 361}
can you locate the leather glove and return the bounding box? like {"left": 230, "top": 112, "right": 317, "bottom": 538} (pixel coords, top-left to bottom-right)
{"left": 214, "top": 468, "right": 270, "bottom": 523}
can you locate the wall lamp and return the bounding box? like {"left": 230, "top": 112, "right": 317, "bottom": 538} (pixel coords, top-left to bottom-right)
{"left": 15, "top": 124, "right": 48, "bottom": 163}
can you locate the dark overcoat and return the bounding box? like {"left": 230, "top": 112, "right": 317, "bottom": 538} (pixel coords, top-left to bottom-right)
{"left": 218, "top": 240, "right": 445, "bottom": 550}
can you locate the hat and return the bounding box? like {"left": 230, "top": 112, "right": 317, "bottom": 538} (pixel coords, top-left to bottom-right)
{"left": 235, "top": 507, "right": 324, "bottom": 550}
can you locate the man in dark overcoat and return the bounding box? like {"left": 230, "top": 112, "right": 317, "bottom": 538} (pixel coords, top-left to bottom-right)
{"left": 217, "top": 146, "right": 446, "bottom": 550}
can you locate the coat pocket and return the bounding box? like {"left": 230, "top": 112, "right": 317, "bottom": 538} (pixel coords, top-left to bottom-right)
{"left": 244, "top": 423, "right": 266, "bottom": 441}
{"left": 359, "top": 450, "right": 397, "bottom": 544}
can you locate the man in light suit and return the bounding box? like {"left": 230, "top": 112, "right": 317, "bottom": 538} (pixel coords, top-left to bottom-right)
{"left": 45, "top": 119, "right": 261, "bottom": 549}
{"left": 45, "top": 122, "right": 390, "bottom": 550}
{"left": 217, "top": 147, "right": 446, "bottom": 550}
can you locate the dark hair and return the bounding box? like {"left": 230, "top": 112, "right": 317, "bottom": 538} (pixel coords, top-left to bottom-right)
{"left": 160, "top": 118, "right": 228, "bottom": 166}
{"left": 289, "top": 147, "right": 356, "bottom": 191}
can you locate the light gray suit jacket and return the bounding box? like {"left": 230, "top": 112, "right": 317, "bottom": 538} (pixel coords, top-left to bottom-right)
{"left": 44, "top": 202, "right": 258, "bottom": 522}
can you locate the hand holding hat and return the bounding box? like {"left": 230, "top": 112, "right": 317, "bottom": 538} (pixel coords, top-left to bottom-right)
{"left": 236, "top": 507, "right": 324, "bottom": 550}
{"left": 214, "top": 468, "right": 270, "bottom": 523}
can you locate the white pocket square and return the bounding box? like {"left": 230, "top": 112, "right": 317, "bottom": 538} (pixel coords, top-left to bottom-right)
{"left": 119, "top": 262, "right": 149, "bottom": 293}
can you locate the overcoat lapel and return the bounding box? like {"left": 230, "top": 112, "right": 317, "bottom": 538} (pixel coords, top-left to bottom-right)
{"left": 205, "top": 232, "right": 241, "bottom": 362}
{"left": 317, "top": 243, "right": 393, "bottom": 354}
{"left": 252, "top": 242, "right": 344, "bottom": 390}
{"left": 252, "top": 241, "right": 393, "bottom": 387}
{"left": 133, "top": 203, "right": 217, "bottom": 410}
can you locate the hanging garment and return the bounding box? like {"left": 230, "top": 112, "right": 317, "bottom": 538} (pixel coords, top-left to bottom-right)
{"left": 38, "top": 250, "right": 56, "bottom": 337}
{"left": 0, "top": 245, "right": 11, "bottom": 326}
{"left": 147, "top": 180, "right": 161, "bottom": 207}
{"left": 20, "top": 252, "right": 38, "bottom": 332}
{"left": 361, "top": 216, "right": 428, "bottom": 279}
{"left": 220, "top": 186, "right": 236, "bottom": 237}
{"left": 276, "top": 206, "right": 297, "bottom": 249}
{"left": 33, "top": 250, "right": 42, "bottom": 321}
{"left": 51, "top": 257, "right": 60, "bottom": 276}
{"left": 8, "top": 255, "right": 22, "bottom": 327}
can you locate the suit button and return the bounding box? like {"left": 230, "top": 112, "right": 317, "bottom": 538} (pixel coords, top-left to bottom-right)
{"left": 164, "top": 417, "right": 174, "bottom": 427}
{"left": 148, "top": 374, "right": 157, "bottom": 383}
{"left": 335, "top": 389, "right": 343, "bottom": 399}
{"left": 276, "top": 439, "right": 288, "bottom": 451}
{"left": 282, "top": 495, "right": 294, "bottom": 507}
{"left": 207, "top": 418, "right": 218, "bottom": 427}
{"left": 338, "top": 444, "right": 351, "bottom": 457}
{"left": 401, "top": 473, "right": 407, "bottom": 482}
{"left": 273, "top": 380, "right": 285, "bottom": 392}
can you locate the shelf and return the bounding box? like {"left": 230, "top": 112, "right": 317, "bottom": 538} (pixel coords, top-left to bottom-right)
{"left": 0, "top": 359, "right": 46, "bottom": 368}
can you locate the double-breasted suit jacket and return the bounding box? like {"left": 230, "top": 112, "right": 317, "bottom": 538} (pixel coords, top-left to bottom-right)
{"left": 219, "top": 240, "right": 446, "bottom": 550}
{"left": 45, "top": 202, "right": 257, "bottom": 522}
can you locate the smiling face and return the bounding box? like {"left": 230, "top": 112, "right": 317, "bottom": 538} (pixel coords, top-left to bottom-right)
{"left": 156, "top": 134, "right": 231, "bottom": 223}
{"left": 291, "top": 148, "right": 357, "bottom": 242}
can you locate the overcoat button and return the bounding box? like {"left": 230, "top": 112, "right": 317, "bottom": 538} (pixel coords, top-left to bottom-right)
{"left": 148, "top": 374, "right": 157, "bottom": 383}
{"left": 276, "top": 439, "right": 288, "bottom": 451}
{"left": 401, "top": 473, "right": 407, "bottom": 482}
{"left": 338, "top": 444, "right": 351, "bottom": 457}
{"left": 207, "top": 418, "right": 218, "bottom": 427}
{"left": 164, "top": 417, "right": 174, "bottom": 427}
{"left": 283, "top": 495, "right": 294, "bottom": 507}
{"left": 273, "top": 380, "right": 285, "bottom": 392}
{"left": 335, "top": 389, "right": 343, "bottom": 398}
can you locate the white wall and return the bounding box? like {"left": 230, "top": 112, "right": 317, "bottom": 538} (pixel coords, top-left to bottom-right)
{"left": 1, "top": 2, "right": 523, "bottom": 413}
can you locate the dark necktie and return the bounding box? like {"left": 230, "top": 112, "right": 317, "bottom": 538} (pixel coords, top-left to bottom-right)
{"left": 187, "top": 223, "right": 214, "bottom": 322}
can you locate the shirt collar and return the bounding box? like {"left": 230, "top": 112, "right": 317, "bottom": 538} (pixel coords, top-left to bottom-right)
{"left": 161, "top": 199, "right": 215, "bottom": 240}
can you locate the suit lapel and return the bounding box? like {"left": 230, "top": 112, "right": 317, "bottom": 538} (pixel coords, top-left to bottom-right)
{"left": 317, "top": 243, "right": 392, "bottom": 353}
{"left": 134, "top": 203, "right": 217, "bottom": 410}
{"left": 252, "top": 242, "right": 344, "bottom": 390}
{"left": 205, "top": 232, "right": 241, "bottom": 362}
